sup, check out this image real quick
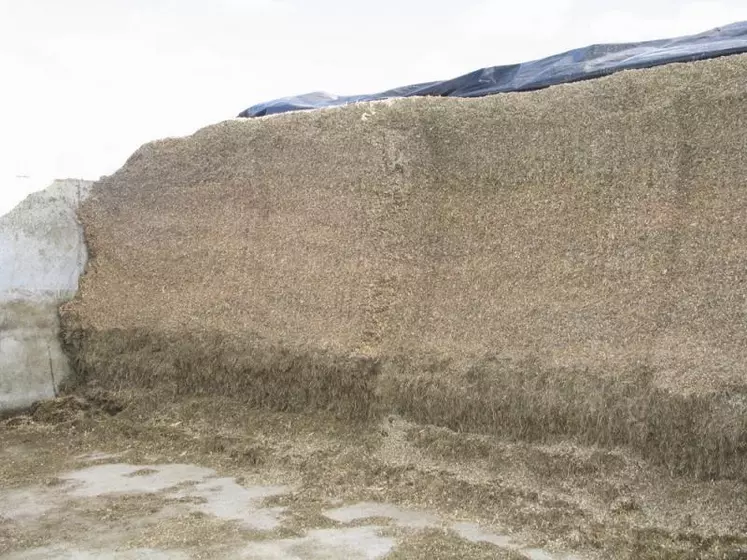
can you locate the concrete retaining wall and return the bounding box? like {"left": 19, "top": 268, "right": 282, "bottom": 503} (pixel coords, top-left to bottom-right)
{"left": 0, "top": 179, "right": 92, "bottom": 414}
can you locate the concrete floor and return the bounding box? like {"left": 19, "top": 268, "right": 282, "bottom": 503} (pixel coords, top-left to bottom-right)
{"left": 0, "top": 451, "right": 574, "bottom": 559}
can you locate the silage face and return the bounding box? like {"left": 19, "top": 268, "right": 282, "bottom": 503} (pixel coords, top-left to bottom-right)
{"left": 60, "top": 54, "right": 747, "bottom": 481}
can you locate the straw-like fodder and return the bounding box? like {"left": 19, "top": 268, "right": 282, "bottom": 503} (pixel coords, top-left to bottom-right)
{"left": 61, "top": 54, "right": 747, "bottom": 480}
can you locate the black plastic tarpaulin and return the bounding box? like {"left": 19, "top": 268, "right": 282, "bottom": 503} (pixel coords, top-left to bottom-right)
{"left": 238, "top": 21, "right": 747, "bottom": 118}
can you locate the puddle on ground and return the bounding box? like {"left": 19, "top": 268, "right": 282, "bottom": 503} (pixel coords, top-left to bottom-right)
{"left": 238, "top": 526, "right": 395, "bottom": 560}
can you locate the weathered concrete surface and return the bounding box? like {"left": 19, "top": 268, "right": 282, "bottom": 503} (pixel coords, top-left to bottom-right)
{"left": 0, "top": 179, "right": 92, "bottom": 413}
{"left": 0, "top": 456, "right": 578, "bottom": 559}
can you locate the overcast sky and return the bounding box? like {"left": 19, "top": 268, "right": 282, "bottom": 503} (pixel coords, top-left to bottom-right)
{"left": 1, "top": 0, "right": 746, "bottom": 215}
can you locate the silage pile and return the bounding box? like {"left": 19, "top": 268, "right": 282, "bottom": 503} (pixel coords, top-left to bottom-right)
{"left": 61, "top": 54, "right": 747, "bottom": 480}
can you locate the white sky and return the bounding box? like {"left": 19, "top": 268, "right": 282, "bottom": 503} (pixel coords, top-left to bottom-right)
{"left": 1, "top": 0, "right": 746, "bottom": 215}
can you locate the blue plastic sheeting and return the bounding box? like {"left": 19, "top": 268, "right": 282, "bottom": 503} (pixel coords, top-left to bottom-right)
{"left": 238, "top": 21, "right": 747, "bottom": 118}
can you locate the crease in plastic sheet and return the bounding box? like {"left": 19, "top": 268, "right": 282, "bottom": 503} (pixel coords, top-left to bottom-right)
{"left": 238, "top": 20, "right": 747, "bottom": 118}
